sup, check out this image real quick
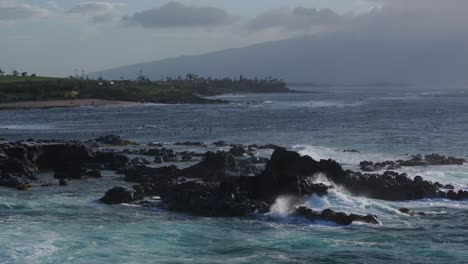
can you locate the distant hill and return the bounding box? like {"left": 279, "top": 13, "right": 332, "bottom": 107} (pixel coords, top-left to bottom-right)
{"left": 90, "top": 35, "right": 468, "bottom": 86}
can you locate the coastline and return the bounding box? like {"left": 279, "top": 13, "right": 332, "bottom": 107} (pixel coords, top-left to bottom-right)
{"left": 0, "top": 99, "right": 145, "bottom": 110}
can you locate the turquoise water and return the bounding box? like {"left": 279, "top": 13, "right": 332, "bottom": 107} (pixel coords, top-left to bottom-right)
{"left": 1, "top": 86, "right": 468, "bottom": 263}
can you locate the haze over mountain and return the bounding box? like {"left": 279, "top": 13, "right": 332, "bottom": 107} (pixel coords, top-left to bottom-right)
{"left": 89, "top": 0, "right": 468, "bottom": 85}
{"left": 90, "top": 34, "right": 468, "bottom": 85}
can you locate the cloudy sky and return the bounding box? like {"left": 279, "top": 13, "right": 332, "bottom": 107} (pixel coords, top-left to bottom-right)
{"left": 1, "top": 0, "right": 467, "bottom": 77}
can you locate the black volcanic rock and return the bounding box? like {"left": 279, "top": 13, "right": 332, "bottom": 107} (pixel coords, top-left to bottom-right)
{"left": 255, "top": 148, "right": 342, "bottom": 199}
{"left": 92, "top": 152, "right": 130, "bottom": 170}
{"left": 156, "top": 181, "right": 269, "bottom": 217}
{"left": 181, "top": 151, "right": 261, "bottom": 180}
{"left": 91, "top": 135, "right": 137, "bottom": 146}
{"left": 101, "top": 187, "right": 138, "bottom": 204}
{"left": 175, "top": 141, "right": 207, "bottom": 147}
{"left": 295, "top": 207, "right": 381, "bottom": 225}
{"left": 339, "top": 171, "right": 440, "bottom": 201}
{"left": 228, "top": 145, "right": 247, "bottom": 157}
{"left": 0, "top": 141, "right": 94, "bottom": 188}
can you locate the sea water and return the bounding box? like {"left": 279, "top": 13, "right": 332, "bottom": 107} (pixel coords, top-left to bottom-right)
{"left": 1, "top": 85, "right": 467, "bottom": 263}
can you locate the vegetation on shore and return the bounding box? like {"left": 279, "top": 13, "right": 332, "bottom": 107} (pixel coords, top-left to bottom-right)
{"left": 0, "top": 72, "right": 290, "bottom": 105}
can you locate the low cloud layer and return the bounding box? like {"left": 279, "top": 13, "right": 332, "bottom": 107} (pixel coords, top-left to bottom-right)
{"left": 122, "top": 1, "right": 238, "bottom": 28}
{"left": 68, "top": 1, "right": 125, "bottom": 23}
{"left": 245, "top": 7, "right": 344, "bottom": 33}
{"left": 0, "top": 1, "right": 51, "bottom": 21}
{"left": 68, "top": 2, "right": 124, "bottom": 15}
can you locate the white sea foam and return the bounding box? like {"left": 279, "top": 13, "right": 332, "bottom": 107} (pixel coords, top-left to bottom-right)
{"left": 0, "top": 124, "right": 55, "bottom": 130}
{"left": 291, "top": 144, "right": 398, "bottom": 168}
{"left": 282, "top": 100, "right": 367, "bottom": 109}
{"left": 268, "top": 196, "right": 300, "bottom": 218}
{"left": 7, "top": 231, "right": 59, "bottom": 262}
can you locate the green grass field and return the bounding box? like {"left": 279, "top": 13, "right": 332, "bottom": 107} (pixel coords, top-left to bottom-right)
{"left": 0, "top": 76, "right": 214, "bottom": 104}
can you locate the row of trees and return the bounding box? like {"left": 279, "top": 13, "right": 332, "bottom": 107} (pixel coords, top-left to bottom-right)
{"left": 0, "top": 68, "right": 36, "bottom": 77}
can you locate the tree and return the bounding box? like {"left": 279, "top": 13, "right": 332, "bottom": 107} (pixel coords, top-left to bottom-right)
{"left": 21, "top": 72, "right": 28, "bottom": 77}
{"left": 30, "top": 73, "right": 36, "bottom": 77}
{"left": 0, "top": 69, "right": 4, "bottom": 76}
{"left": 12, "top": 69, "right": 18, "bottom": 76}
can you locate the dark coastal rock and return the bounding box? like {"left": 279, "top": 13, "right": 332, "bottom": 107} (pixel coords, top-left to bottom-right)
{"left": 181, "top": 151, "right": 262, "bottom": 180}
{"left": 295, "top": 207, "right": 381, "bottom": 225}
{"left": 338, "top": 171, "right": 440, "bottom": 201}
{"left": 359, "top": 160, "right": 401, "bottom": 172}
{"left": 100, "top": 187, "right": 138, "bottom": 204}
{"left": 178, "top": 151, "right": 194, "bottom": 162}
{"left": 0, "top": 174, "right": 27, "bottom": 188}
{"left": 0, "top": 141, "right": 93, "bottom": 188}
{"left": 130, "top": 157, "right": 151, "bottom": 166}
{"left": 255, "top": 148, "right": 343, "bottom": 200}
{"left": 86, "top": 169, "right": 103, "bottom": 178}
{"left": 91, "top": 135, "right": 137, "bottom": 146}
{"left": 37, "top": 143, "right": 93, "bottom": 169}
{"left": 445, "top": 190, "right": 468, "bottom": 200}
{"left": 248, "top": 144, "right": 282, "bottom": 150}
{"left": 399, "top": 208, "right": 427, "bottom": 216}
{"left": 398, "top": 154, "right": 465, "bottom": 166}
{"left": 16, "top": 183, "right": 32, "bottom": 191}
{"left": 213, "top": 140, "right": 229, "bottom": 147}
{"left": 142, "top": 148, "right": 174, "bottom": 156}
{"left": 121, "top": 165, "right": 181, "bottom": 183}
{"left": 59, "top": 179, "right": 68, "bottom": 186}
{"left": 142, "top": 148, "right": 179, "bottom": 162}
{"left": 175, "top": 141, "right": 207, "bottom": 147}
{"left": 157, "top": 181, "right": 269, "bottom": 217}
{"left": 92, "top": 152, "right": 130, "bottom": 170}
{"left": 228, "top": 145, "right": 247, "bottom": 157}
{"left": 54, "top": 165, "right": 86, "bottom": 179}
{"left": 360, "top": 154, "right": 465, "bottom": 172}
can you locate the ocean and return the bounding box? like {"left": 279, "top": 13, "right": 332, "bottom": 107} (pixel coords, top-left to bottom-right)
{"left": 1, "top": 85, "right": 467, "bottom": 263}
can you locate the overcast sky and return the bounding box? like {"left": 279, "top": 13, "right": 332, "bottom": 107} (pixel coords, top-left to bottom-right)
{"left": 1, "top": 0, "right": 467, "bottom": 77}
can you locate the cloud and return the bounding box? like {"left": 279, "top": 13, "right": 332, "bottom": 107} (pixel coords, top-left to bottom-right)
{"left": 245, "top": 0, "right": 468, "bottom": 39}
{"left": 245, "top": 7, "right": 344, "bottom": 33}
{"left": 122, "top": 1, "right": 238, "bottom": 29}
{"left": 0, "top": 1, "right": 51, "bottom": 21}
{"left": 67, "top": 1, "right": 125, "bottom": 23}
{"left": 68, "top": 2, "right": 124, "bottom": 15}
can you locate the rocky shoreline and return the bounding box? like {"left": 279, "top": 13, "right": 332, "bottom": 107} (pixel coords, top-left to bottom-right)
{"left": 1, "top": 135, "right": 467, "bottom": 226}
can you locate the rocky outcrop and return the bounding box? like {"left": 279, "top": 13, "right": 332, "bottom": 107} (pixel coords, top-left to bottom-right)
{"left": 228, "top": 145, "right": 248, "bottom": 157}
{"left": 0, "top": 141, "right": 94, "bottom": 188}
{"left": 446, "top": 190, "right": 468, "bottom": 200}
{"left": 101, "top": 187, "right": 138, "bottom": 204}
{"left": 174, "top": 141, "right": 207, "bottom": 147}
{"left": 398, "top": 208, "right": 427, "bottom": 216}
{"left": 181, "top": 151, "right": 262, "bottom": 180}
{"left": 90, "top": 135, "right": 137, "bottom": 146}
{"left": 254, "top": 148, "right": 342, "bottom": 200}
{"left": 295, "top": 207, "right": 381, "bottom": 225}
{"left": 156, "top": 181, "right": 269, "bottom": 217}
{"left": 359, "top": 160, "right": 401, "bottom": 172}
{"left": 360, "top": 154, "right": 465, "bottom": 172}
{"left": 91, "top": 152, "right": 130, "bottom": 170}
{"left": 335, "top": 171, "right": 441, "bottom": 201}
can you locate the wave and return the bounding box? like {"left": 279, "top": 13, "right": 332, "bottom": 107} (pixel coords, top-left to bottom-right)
{"left": 291, "top": 144, "right": 468, "bottom": 188}
{"left": 283, "top": 100, "right": 367, "bottom": 109}
{"left": 291, "top": 144, "right": 398, "bottom": 168}
{"left": 0, "top": 124, "right": 55, "bottom": 130}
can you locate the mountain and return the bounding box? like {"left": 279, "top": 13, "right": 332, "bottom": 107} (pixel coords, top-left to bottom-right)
{"left": 90, "top": 34, "right": 468, "bottom": 86}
